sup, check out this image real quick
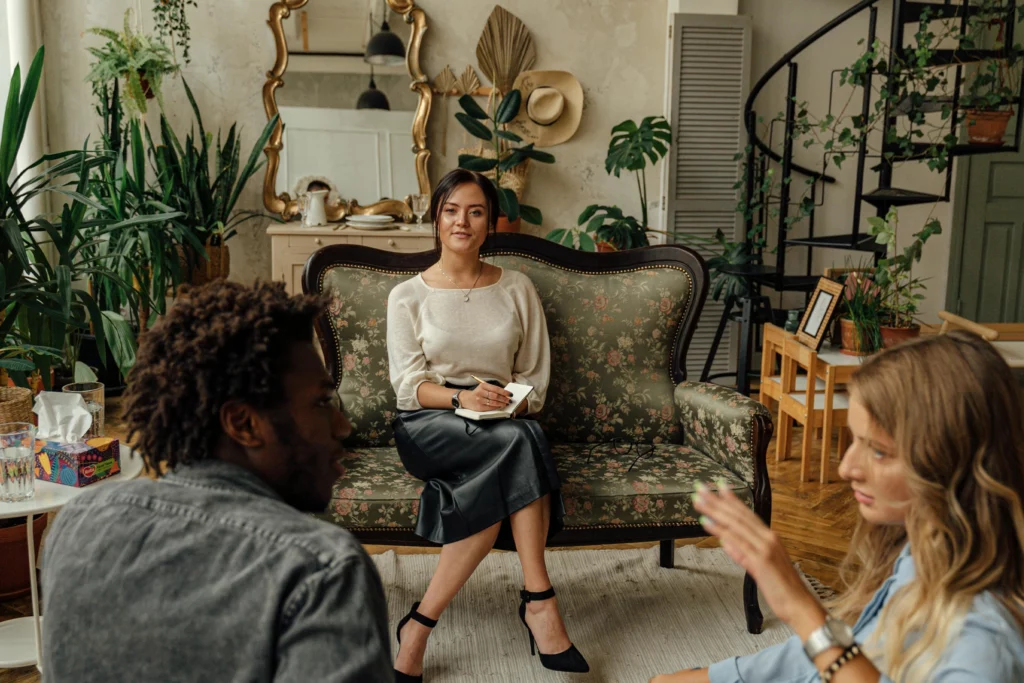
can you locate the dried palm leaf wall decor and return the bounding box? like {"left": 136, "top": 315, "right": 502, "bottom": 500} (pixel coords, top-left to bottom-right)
{"left": 475, "top": 5, "right": 535, "bottom": 94}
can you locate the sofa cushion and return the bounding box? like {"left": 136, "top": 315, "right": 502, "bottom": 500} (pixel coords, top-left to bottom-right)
{"left": 482, "top": 255, "right": 692, "bottom": 444}
{"left": 323, "top": 443, "right": 751, "bottom": 532}
{"left": 321, "top": 267, "right": 415, "bottom": 448}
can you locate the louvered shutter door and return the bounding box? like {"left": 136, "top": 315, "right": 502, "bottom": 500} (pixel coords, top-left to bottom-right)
{"left": 664, "top": 14, "right": 751, "bottom": 381}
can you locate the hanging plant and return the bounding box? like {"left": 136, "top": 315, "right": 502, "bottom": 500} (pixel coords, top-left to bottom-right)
{"left": 85, "top": 9, "right": 179, "bottom": 117}
{"left": 153, "top": 0, "right": 198, "bottom": 64}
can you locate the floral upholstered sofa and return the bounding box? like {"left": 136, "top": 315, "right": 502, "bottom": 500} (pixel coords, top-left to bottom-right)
{"left": 304, "top": 234, "right": 774, "bottom": 633}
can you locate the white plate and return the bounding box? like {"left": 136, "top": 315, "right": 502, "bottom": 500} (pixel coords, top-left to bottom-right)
{"left": 346, "top": 223, "right": 398, "bottom": 231}
{"left": 346, "top": 214, "right": 394, "bottom": 224}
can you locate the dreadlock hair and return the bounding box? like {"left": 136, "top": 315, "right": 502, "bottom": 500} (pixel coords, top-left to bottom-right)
{"left": 122, "top": 280, "right": 326, "bottom": 473}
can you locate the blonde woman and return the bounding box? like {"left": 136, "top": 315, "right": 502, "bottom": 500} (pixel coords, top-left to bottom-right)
{"left": 653, "top": 331, "right": 1024, "bottom": 682}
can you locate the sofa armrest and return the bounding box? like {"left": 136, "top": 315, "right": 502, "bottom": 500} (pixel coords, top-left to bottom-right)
{"left": 673, "top": 382, "right": 773, "bottom": 518}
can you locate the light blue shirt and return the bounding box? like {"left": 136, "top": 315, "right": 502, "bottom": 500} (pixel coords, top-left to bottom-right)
{"left": 708, "top": 544, "right": 1024, "bottom": 682}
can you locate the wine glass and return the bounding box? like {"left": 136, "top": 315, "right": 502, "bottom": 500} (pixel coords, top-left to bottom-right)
{"left": 411, "top": 194, "right": 429, "bottom": 228}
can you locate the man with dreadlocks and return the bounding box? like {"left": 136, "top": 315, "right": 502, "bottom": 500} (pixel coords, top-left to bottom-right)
{"left": 38, "top": 281, "right": 392, "bottom": 682}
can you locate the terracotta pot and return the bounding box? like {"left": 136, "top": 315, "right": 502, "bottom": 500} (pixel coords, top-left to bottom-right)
{"left": 839, "top": 318, "right": 874, "bottom": 357}
{"left": 879, "top": 324, "right": 921, "bottom": 349}
{"left": 496, "top": 216, "right": 521, "bottom": 233}
{"left": 0, "top": 514, "right": 47, "bottom": 601}
{"left": 138, "top": 70, "right": 155, "bottom": 100}
{"left": 177, "top": 241, "right": 231, "bottom": 288}
{"left": 965, "top": 109, "right": 1012, "bottom": 145}
{"left": 596, "top": 241, "right": 617, "bottom": 253}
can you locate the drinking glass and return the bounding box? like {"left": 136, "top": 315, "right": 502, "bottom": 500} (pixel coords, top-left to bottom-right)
{"left": 0, "top": 422, "right": 36, "bottom": 502}
{"left": 411, "top": 194, "right": 429, "bottom": 227}
{"left": 62, "top": 382, "right": 105, "bottom": 440}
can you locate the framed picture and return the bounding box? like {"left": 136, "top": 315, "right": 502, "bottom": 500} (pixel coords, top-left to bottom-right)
{"left": 797, "top": 277, "right": 844, "bottom": 350}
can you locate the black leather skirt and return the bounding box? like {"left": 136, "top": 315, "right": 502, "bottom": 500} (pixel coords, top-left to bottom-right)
{"left": 393, "top": 405, "right": 564, "bottom": 549}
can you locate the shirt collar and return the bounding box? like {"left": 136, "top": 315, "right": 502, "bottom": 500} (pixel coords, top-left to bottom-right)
{"left": 163, "top": 460, "right": 284, "bottom": 502}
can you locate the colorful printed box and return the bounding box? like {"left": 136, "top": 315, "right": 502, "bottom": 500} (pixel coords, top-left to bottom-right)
{"left": 34, "top": 437, "right": 121, "bottom": 487}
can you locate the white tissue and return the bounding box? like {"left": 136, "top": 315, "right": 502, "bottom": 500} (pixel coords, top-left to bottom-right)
{"left": 32, "top": 392, "right": 93, "bottom": 443}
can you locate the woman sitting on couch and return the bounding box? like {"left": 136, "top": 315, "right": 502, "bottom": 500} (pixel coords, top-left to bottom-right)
{"left": 386, "top": 169, "right": 588, "bottom": 681}
{"left": 653, "top": 332, "right": 1024, "bottom": 682}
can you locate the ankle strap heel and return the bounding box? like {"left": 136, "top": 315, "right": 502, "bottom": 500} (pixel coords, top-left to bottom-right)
{"left": 394, "top": 602, "right": 437, "bottom": 683}
{"left": 517, "top": 587, "right": 590, "bottom": 673}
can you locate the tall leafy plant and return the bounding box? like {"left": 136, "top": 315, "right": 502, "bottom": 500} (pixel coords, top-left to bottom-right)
{"left": 87, "top": 119, "right": 195, "bottom": 329}
{"left": 455, "top": 90, "right": 554, "bottom": 225}
{"left": 149, "top": 80, "right": 279, "bottom": 253}
{"left": 1, "top": 47, "right": 173, "bottom": 387}
{"left": 868, "top": 207, "right": 941, "bottom": 329}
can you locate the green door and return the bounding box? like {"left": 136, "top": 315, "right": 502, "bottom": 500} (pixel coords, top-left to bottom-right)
{"left": 948, "top": 146, "right": 1024, "bottom": 322}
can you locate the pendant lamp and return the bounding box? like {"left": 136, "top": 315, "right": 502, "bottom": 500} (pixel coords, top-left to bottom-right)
{"left": 356, "top": 70, "right": 390, "bottom": 110}
{"left": 364, "top": 1, "right": 406, "bottom": 67}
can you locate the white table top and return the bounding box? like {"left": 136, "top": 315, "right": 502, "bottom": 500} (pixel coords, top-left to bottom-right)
{"left": 816, "top": 345, "right": 867, "bottom": 367}
{"left": 993, "top": 341, "right": 1024, "bottom": 368}
{"left": 0, "top": 446, "right": 144, "bottom": 519}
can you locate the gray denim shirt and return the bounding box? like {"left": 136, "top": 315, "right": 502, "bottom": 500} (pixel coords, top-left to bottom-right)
{"left": 40, "top": 460, "right": 393, "bottom": 683}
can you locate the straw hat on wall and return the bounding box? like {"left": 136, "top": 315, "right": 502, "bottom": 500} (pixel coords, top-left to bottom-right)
{"left": 507, "top": 70, "right": 583, "bottom": 148}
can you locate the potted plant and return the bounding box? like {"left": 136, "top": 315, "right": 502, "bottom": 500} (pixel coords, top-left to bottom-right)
{"left": 547, "top": 116, "right": 672, "bottom": 251}
{"left": 868, "top": 208, "right": 941, "bottom": 348}
{"left": 150, "top": 80, "right": 280, "bottom": 285}
{"left": 838, "top": 272, "right": 883, "bottom": 356}
{"left": 85, "top": 9, "right": 179, "bottom": 117}
{"left": 455, "top": 90, "right": 554, "bottom": 231}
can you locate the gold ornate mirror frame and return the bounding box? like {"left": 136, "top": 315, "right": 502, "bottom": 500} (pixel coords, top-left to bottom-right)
{"left": 263, "top": 0, "right": 432, "bottom": 222}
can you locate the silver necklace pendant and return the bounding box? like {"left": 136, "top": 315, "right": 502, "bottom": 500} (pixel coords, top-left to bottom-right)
{"left": 463, "top": 293, "right": 471, "bottom": 302}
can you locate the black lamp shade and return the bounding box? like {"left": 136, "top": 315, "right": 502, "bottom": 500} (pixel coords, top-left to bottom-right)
{"left": 364, "top": 20, "right": 406, "bottom": 66}
{"left": 357, "top": 77, "right": 390, "bottom": 110}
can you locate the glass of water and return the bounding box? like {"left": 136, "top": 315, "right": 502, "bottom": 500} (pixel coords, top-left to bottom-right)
{"left": 0, "top": 422, "right": 36, "bottom": 502}
{"left": 411, "top": 193, "right": 429, "bottom": 227}
{"left": 62, "top": 382, "right": 105, "bottom": 440}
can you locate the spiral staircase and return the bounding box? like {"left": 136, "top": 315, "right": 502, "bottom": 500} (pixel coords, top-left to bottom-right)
{"left": 741, "top": 0, "right": 1024, "bottom": 294}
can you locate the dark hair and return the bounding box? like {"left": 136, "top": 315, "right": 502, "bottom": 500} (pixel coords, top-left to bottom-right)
{"left": 122, "top": 280, "right": 326, "bottom": 473}
{"left": 429, "top": 168, "right": 499, "bottom": 253}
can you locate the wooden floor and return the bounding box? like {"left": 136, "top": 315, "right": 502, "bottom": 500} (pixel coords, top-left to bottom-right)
{"left": 0, "top": 400, "right": 857, "bottom": 683}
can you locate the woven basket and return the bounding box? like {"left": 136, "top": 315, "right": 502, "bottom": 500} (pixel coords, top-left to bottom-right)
{"left": 457, "top": 143, "right": 531, "bottom": 201}
{"left": 0, "top": 386, "right": 33, "bottom": 425}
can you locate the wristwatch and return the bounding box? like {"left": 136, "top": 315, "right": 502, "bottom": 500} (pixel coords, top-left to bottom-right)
{"left": 803, "top": 616, "right": 855, "bottom": 661}
{"left": 451, "top": 390, "right": 462, "bottom": 409}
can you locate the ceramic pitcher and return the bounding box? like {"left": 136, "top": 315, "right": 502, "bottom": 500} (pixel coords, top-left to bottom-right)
{"left": 301, "top": 189, "right": 329, "bottom": 227}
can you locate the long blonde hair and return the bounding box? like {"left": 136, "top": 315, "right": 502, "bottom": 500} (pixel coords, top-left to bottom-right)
{"left": 829, "top": 332, "right": 1024, "bottom": 682}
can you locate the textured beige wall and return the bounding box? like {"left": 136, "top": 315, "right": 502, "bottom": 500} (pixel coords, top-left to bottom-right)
{"left": 40, "top": 0, "right": 671, "bottom": 285}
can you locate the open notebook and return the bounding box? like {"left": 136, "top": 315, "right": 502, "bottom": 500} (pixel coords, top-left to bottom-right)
{"left": 455, "top": 382, "right": 534, "bottom": 421}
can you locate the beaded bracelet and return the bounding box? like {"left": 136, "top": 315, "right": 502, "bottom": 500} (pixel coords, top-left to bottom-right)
{"left": 822, "top": 643, "right": 862, "bottom": 682}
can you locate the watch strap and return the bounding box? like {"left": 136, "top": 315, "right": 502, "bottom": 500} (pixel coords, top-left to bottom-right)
{"left": 451, "top": 390, "right": 462, "bottom": 409}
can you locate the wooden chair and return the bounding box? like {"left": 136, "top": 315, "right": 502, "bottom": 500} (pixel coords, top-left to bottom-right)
{"left": 758, "top": 323, "right": 825, "bottom": 412}
{"left": 776, "top": 337, "right": 850, "bottom": 483}
{"left": 937, "top": 311, "right": 999, "bottom": 340}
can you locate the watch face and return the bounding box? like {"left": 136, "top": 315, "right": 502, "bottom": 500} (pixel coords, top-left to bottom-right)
{"left": 829, "top": 618, "right": 855, "bottom": 647}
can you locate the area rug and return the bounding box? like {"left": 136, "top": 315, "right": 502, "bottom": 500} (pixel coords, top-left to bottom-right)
{"left": 373, "top": 545, "right": 823, "bottom": 682}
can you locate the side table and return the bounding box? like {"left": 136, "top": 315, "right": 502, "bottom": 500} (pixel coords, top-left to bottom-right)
{"left": 0, "top": 447, "right": 144, "bottom": 671}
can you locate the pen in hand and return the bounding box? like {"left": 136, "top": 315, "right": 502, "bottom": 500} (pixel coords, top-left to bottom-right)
{"left": 470, "top": 376, "right": 512, "bottom": 407}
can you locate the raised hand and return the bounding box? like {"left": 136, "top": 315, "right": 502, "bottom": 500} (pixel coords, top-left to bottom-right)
{"left": 693, "top": 481, "right": 823, "bottom": 628}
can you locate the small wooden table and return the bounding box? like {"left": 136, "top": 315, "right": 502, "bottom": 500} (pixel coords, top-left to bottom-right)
{"left": 811, "top": 346, "right": 865, "bottom": 482}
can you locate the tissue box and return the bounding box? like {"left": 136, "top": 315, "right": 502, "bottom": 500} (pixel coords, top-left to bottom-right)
{"left": 34, "top": 437, "right": 121, "bottom": 487}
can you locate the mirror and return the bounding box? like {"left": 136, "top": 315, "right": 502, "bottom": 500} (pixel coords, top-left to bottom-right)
{"left": 264, "top": 0, "right": 432, "bottom": 222}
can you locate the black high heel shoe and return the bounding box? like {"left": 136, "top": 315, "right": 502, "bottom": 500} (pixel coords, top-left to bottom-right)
{"left": 394, "top": 601, "right": 437, "bottom": 683}
{"left": 518, "top": 587, "right": 590, "bottom": 673}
